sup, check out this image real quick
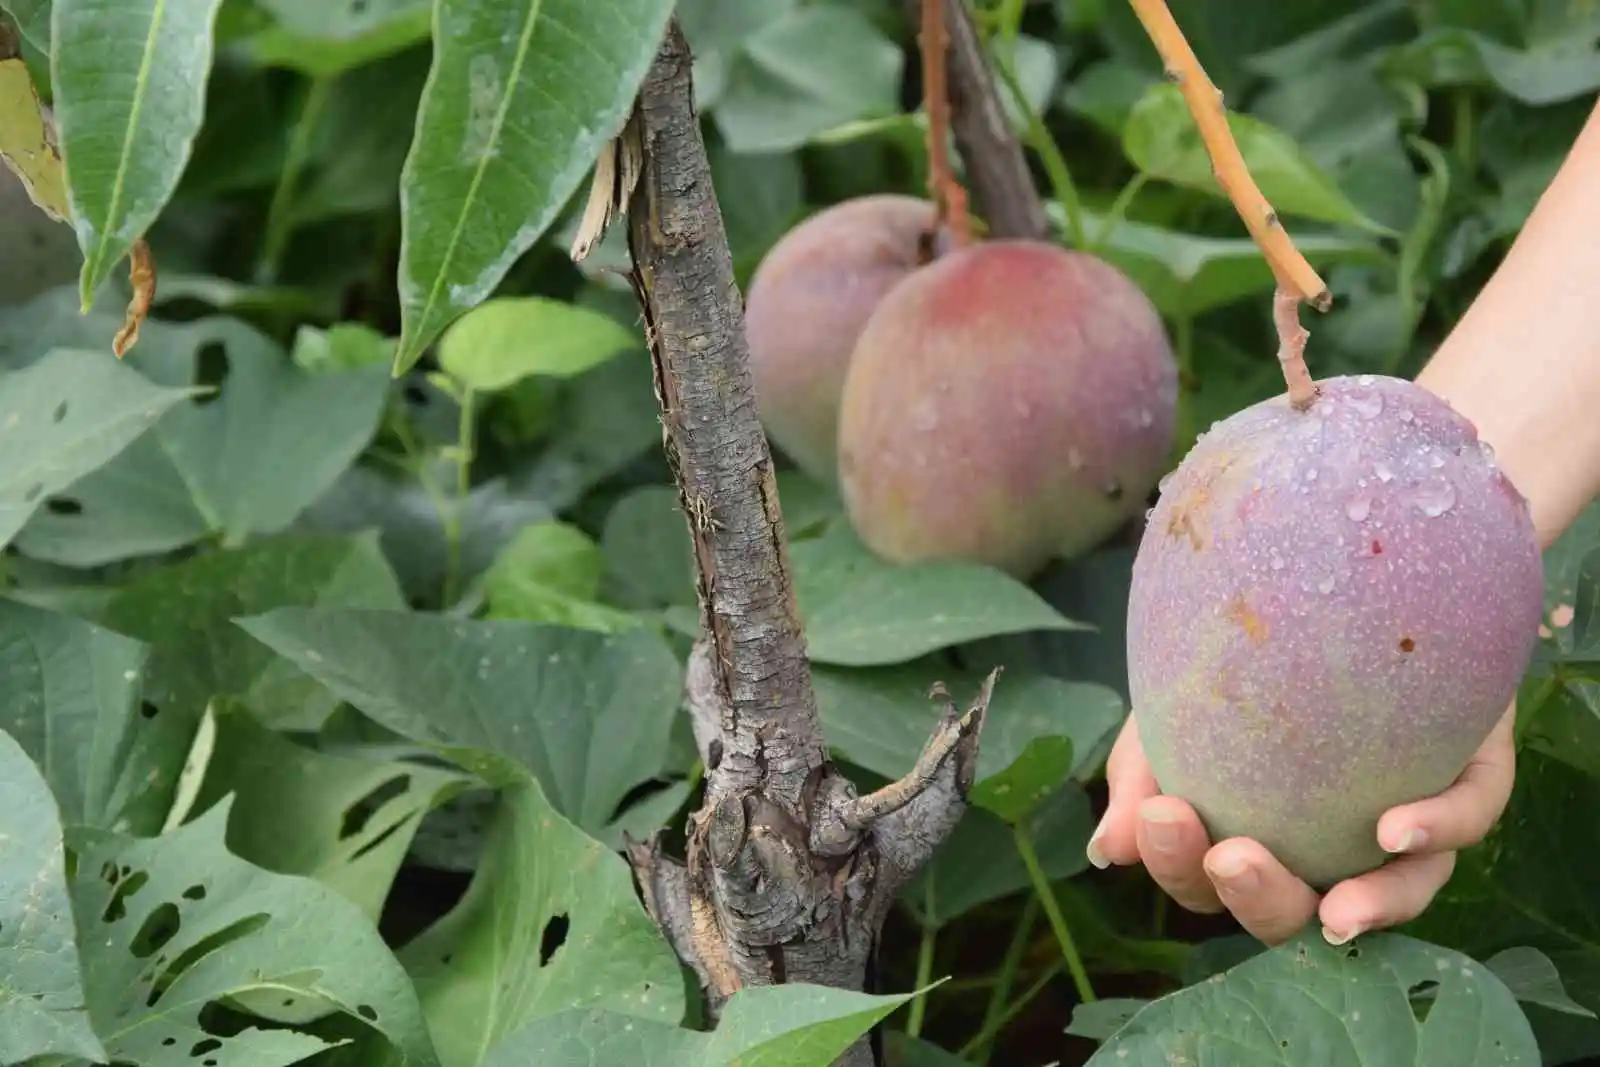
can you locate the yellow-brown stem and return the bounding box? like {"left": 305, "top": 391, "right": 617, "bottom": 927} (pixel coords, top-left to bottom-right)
{"left": 920, "top": 0, "right": 972, "bottom": 245}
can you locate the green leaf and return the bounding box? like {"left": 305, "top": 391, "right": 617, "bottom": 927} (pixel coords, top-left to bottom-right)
{"left": 194, "top": 703, "right": 475, "bottom": 922}
{"left": 1087, "top": 931, "right": 1538, "bottom": 1064}
{"left": 0, "top": 727, "right": 106, "bottom": 1063}
{"left": 711, "top": 3, "right": 903, "bottom": 154}
{"left": 813, "top": 661, "right": 1123, "bottom": 786}
{"left": 483, "top": 521, "right": 640, "bottom": 633}
{"left": 1121, "top": 83, "right": 1395, "bottom": 235}
{"left": 1485, "top": 947, "right": 1595, "bottom": 1019}
{"left": 969, "top": 735, "right": 1076, "bottom": 824}
{"left": 881, "top": 1031, "right": 970, "bottom": 1067}
{"left": 478, "top": 983, "right": 924, "bottom": 1067}
{"left": 0, "top": 598, "right": 187, "bottom": 836}
{"left": 99, "top": 533, "right": 407, "bottom": 732}
{"left": 0, "top": 346, "right": 192, "bottom": 552}
{"left": 906, "top": 783, "right": 1094, "bottom": 928}
{"left": 51, "top": 0, "right": 224, "bottom": 303}
{"left": 791, "top": 525, "right": 1085, "bottom": 667}
{"left": 291, "top": 322, "right": 395, "bottom": 373}
{"left": 1386, "top": 27, "right": 1600, "bottom": 106}
{"left": 400, "top": 779, "right": 685, "bottom": 1067}
{"left": 1066, "top": 998, "right": 1151, "bottom": 1041}
{"left": 599, "top": 485, "right": 696, "bottom": 611}
{"left": 70, "top": 799, "right": 441, "bottom": 1066}
{"left": 439, "top": 296, "right": 638, "bottom": 393}
{"left": 236, "top": 607, "right": 684, "bottom": 835}
{"left": 1073, "top": 206, "right": 1378, "bottom": 319}
{"left": 393, "top": 0, "right": 677, "bottom": 371}
{"left": 2, "top": 0, "right": 52, "bottom": 52}
{"left": 246, "top": 0, "right": 431, "bottom": 77}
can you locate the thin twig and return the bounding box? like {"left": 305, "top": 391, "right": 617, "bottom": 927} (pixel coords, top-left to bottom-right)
{"left": 1273, "top": 287, "right": 1316, "bottom": 410}
{"left": 113, "top": 240, "right": 155, "bottom": 358}
{"left": 920, "top": 0, "right": 972, "bottom": 245}
{"left": 1127, "top": 0, "right": 1329, "bottom": 408}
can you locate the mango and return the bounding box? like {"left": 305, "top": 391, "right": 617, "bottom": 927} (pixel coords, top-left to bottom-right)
{"left": 835, "top": 238, "right": 1178, "bottom": 579}
{"left": 1126, "top": 375, "right": 1544, "bottom": 887}
{"left": 744, "top": 194, "right": 942, "bottom": 485}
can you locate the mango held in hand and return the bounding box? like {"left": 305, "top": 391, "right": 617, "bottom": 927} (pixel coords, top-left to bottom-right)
{"left": 836, "top": 239, "right": 1178, "bottom": 580}
{"left": 1126, "top": 375, "right": 1543, "bottom": 888}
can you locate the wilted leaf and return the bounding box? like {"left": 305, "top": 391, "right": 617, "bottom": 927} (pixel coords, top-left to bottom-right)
{"left": 0, "top": 53, "right": 70, "bottom": 220}
{"left": 0, "top": 346, "right": 192, "bottom": 551}
{"left": 70, "top": 799, "right": 441, "bottom": 1065}
{"left": 791, "top": 525, "right": 1085, "bottom": 667}
{"left": 478, "top": 983, "right": 924, "bottom": 1067}
{"left": 0, "top": 727, "right": 106, "bottom": 1063}
{"left": 1122, "top": 83, "right": 1394, "bottom": 235}
{"left": 1087, "top": 931, "right": 1538, "bottom": 1065}
{"left": 438, "top": 296, "right": 637, "bottom": 393}
{"left": 393, "top": 0, "right": 676, "bottom": 370}
{"left": 0, "top": 598, "right": 188, "bottom": 836}
{"left": 237, "top": 607, "right": 683, "bottom": 835}
{"left": 52, "top": 0, "right": 224, "bottom": 303}
{"left": 195, "top": 703, "right": 474, "bottom": 922}
{"left": 400, "top": 779, "right": 685, "bottom": 1067}
{"left": 100, "top": 533, "right": 407, "bottom": 732}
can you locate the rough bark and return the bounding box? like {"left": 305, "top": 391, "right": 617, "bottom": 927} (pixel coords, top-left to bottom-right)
{"left": 608, "top": 20, "right": 995, "bottom": 1067}
{"left": 923, "top": 0, "right": 1051, "bottom": 241}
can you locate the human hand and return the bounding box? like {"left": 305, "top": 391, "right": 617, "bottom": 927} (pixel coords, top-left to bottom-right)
{"left": 1084, "top": 703, "right": 1517, "bottom": 945}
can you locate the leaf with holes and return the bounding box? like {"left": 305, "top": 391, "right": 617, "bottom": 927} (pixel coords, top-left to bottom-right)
{"left": 791, "top": 525, "right": 1086, "bottom": 667}
{"left": 69, "top": 799, "right": 440, "bottom": 1065}
{"left": 1087, "top": 931, "right": 1539, "bottom": 1065}
{"left": 236, "top": 607, "right": 683, "bottom": 835}
{"left": 51, "top": 0, "right": 224, "bottom": 304}
{"left": 0, "top": 727, "right": 107, "bottom": 1064}
{"left": 99, "top": 532, "right": 407, "bottom": 733}
{"left": 0, "top": 598, "right": 190, "bottom": 836}
{"left": 393, "top": 0, "right": 676, "bottom": 372}
{"left": 0, "top": 346, "right": 192, "bottom": 553}
{"left": 193, "top": 702, "right": 476, "bottom": 923}
{"left": 398, "top": 779, "right": 684, "bottom": 1067}
{"left": 477, "top": 983, "right": 924, "bottom": 1066}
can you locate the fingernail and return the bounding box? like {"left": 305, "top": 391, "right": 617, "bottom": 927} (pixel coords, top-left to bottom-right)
{"left": 1322, "top": 924, "right": 1365, "bottom": 946}
{"left": 1140, "top": 805, "right": 1181, "bottom": 853}
{"left": 1383, "top": 826, "right": 1428, "bottom": 854}
{"left": 1207, "top": 852, "right": 1258, "bottom": 894}
{"left": 1086, "top": 832, "right": 1111, "bottom": 869}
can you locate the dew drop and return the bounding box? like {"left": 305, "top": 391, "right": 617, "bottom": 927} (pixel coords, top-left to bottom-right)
{"left": 1428, "top": 454, "right": 1445, "bottom": 469}
{"left": 1305, "top": 467, "right": 1319, "bottom": 482}
{"left": 1349, "top": 393, "right": 1383, "bottom": 419}
{"left": 1398, "top": 409, "right": 1415, "bottom": 423}
{"left": 1358, "top": 374, "right": 1376, "bottom": 386}
{"left": 1374, "top": 461, "right": 1394, "bottom": 483}
{"left": 1478, "top": 440, "right": 1497, "bottom": 465}
{"left": 1068, "top": 447, "right": 1085, "bottom": 470}
{"left": 1158, "top": 469, "right": 1174, "bottom": 492}
{"left": 1345, "top": 496, "right": 1372, "bottom": 522}
{"left": 1414, "top": 481, "right": 1457, "bottom": 518}
{"left": 1318, "top": 575, "right": 1336, "bottom": 594}
{"left": 1014, "top": 399, "right": 1033, "bottom": 419}
{"left": 1137, "top": 408, "right": 1155, "bottom": 428}
{"left": 1269, "top": 555, "right": 1285, "bottom": 571}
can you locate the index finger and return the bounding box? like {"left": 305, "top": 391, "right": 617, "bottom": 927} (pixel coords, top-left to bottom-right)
{"left": 1087, "top": 714, "right": 1161, "bottom": 868}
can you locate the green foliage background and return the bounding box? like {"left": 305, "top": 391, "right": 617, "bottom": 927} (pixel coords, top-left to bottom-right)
{"left": 1, "top": 0, "right": 1599, "bottom": 1064}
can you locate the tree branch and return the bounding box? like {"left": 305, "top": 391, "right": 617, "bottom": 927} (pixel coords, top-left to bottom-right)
{"left": 1126, "top": 0, "right": 1331, "bottom": 408}
{"left": 919, "top": 0, "right": 972, "bottom": 245}
{"left": 624, "top": 21, "right": 826, "bottom": 811}
{"left": 922, "top": 0, "right": 1050, "bottom": 241}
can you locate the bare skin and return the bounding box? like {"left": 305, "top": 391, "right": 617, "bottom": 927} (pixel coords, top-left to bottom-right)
{"left": 1090, "top": 96, "right": 1600, "bottom": 947}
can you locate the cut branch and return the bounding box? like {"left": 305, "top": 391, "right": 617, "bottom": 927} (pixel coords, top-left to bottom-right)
{"left": 1127, "top": 0, "right": 1330, "bottom": 409}
{"left": 915, "top": 0, "right": 1050, "bottom": 241}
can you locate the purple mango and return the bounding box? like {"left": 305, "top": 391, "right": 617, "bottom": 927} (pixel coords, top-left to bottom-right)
{"left": 1127, "top": 375, "right": 1544, "bottom": 887}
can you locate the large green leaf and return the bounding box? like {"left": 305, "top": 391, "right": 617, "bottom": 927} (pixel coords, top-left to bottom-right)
{"left": 1087, "top": 931, "right": 1538, "bottom": 1065}
{"left": 1122, "top": 83, "right": 1394, "bottom": 235}
{"left": 51, "top": 0, "right": 224, "bottom": 303}
{"left": 237, "top": 607, "right": 684, "bottom": 835}
{"left": 69, "top": 799, "right": 441, "bottom": 1065}
{"left": 0, "top": 598, "right": 188, "bottom": 836}
{"left": 2, "top": 0, "right": 52, "bottom": 51}
{"left": 478, "top": 983, "right": 923, "bottom": 1067}
{"left": 393, "top": 0, "right": 676, "bottom": 371}
{"left": 0, "top": 346, "right": 192, "bottom": 551}
{"left": 246, "top": 0, "right": 431, "bottom": 77}
{"left": 400, "top": 779, "right": 685, "bottom": 1067}
{"left": 99, "top": 533, "right": 407, "bottom": 732}
{"left": 790, "top": 525, "right": 1085, "bottom": 667}
{"left": 482, "top": 521, "right": 640, "bottom": 633}
{"left": 1385, "top": 26, "right": 1600, "bottom": 106}
{"left": 194, "top": 703, "right": 475, "bottom": 922}
{"left": 0, "top": 727, "right": 106, "bottom": 1063}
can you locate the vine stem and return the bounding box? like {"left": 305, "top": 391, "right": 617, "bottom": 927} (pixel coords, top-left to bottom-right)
{"left": 1125, "top": 0, "right": 1331, "bottom": 409}
{"left": 259, "top": 76, "right": 333, "bottom": 282}
{"left": 1014, "top": 824, "right": 1095, "bottom": 1004}
{"left": 972, "top": 894, "right": 1040, "bottom": 1064}
{"left": 906, "top": 880, "right": 939, "bottom": 1037}
{"left": 920, "top": 0, "right": 972, "bottom": 245}
{"left": 957, "top": 959, "right": 1066, "bottom": 1058}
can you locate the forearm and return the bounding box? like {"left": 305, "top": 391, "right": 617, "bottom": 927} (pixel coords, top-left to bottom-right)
{"left": 1416, "top": 97, "right": 1600, "bottom": 550}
